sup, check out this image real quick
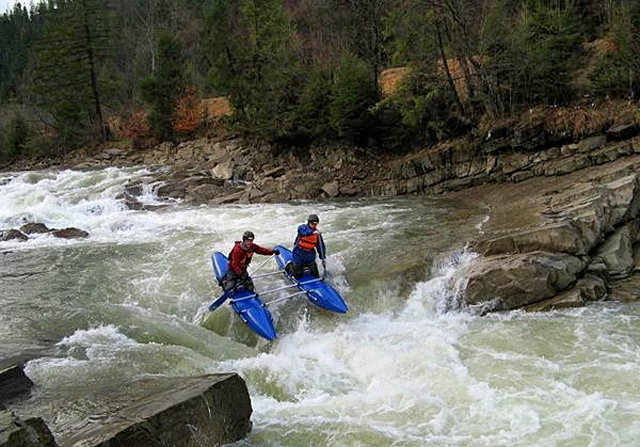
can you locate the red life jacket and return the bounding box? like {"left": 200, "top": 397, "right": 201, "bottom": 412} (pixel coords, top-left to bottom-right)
{"left": 297, "top": 233, "right": 318, "bottom": 251}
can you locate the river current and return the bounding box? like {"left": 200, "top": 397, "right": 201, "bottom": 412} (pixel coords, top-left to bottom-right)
{"left": 1, "top": 167, "right": 639, "bottom": 446}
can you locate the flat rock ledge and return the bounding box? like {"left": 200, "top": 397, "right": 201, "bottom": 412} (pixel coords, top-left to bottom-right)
{"left": 450, "top": 155, "right": 640, "bottom": 313}
{"left": 59, "top": 373, "right": 252, "bottom": 447}
{"left": 1, "top": 369, "right": 252, "bottom": 447}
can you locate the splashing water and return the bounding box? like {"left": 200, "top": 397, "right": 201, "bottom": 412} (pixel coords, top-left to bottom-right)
{"left": 2, "top": 167, "right": 640, "bottom": 446}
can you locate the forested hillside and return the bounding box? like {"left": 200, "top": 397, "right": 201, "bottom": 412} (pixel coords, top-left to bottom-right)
{"left": 1, "top": 0, "right": 639, "bottom": 161}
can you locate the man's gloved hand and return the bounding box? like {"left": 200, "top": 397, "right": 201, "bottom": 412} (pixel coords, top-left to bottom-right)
{"left": 273, "top": 248, "right": 280, "bottom": 255}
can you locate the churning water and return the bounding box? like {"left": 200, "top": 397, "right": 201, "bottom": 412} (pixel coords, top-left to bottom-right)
{"left": 1, "top": 167, "right": 640, "bottom": 446}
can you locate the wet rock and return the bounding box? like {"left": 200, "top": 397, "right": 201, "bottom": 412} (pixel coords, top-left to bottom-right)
{"left": 61, "top": 374, "right": 252, "bottom": 447}
{"left": 0, "top": 365, "right": 33, "bottom": 403}
{"left": 185, "top": 184, "right": 224, "bottom": 205}
{"left": 611, "top": 273, "right": 640, "bottom": 301}
{"left": 524, "top": 274, "right": 608, "bottom": 311}
{"left": 0, "top": 411, "right": 58, "bottom": 447}
{"left": 50, "top": 228, "right": 89, "bottom": 239}
{"left": 454, "top": 252, "right": 586, "bottom": 311}
{"left": 211, "top": 190, "right": 246, "bottom": 205}
{"left": 1, "top": 230, "right": 28, "bottom": 242}
{"left": 123, "top": 182, "right": 143, "bottom": 197}
{"left": 157, "top": 182, "right": 187, "bottom": 199}
{"left": 595, "top": 222, "right": 638, "bottom": 278}
{"left": 119, "top": 192, "right": 148, "bottom": 210}
{"left": 19, "top": 223, "right": 51, "bottom": 234}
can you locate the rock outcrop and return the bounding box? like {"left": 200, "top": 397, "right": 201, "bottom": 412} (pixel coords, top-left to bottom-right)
{"left": 1, "top": 224, "right": 91, "bottom": 242}
{"left": 0, "top": 365, "right": 33, "bottom": 404}
{"left": 451, "top": 155, "right": 640, "bottom": 312}
{"left": 49, "top": 227, "right": 89, "bottom": 239}
{"left": 0, "top": 229, "right": 28, "bottom": 242}
{"left": 57, "top": 373, "right": 252, "bottom": 447}
{"left": 19, "top": 223, "right": 50, "bottom": 234}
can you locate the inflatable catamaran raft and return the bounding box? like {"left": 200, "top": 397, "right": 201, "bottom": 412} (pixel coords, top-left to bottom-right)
{"left": 208, "top": 245, "right": 348, "bottom": 340}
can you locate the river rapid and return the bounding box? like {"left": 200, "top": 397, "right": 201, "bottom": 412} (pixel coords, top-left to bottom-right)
{"left": 1, "top": 167, "right": 640, "bottom": 447}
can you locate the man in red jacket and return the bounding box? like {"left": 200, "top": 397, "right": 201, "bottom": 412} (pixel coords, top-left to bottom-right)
{"left": 221, "top": 231, "right": 279, "bottom": 294}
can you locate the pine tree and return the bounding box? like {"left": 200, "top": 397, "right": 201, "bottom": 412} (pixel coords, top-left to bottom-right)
{"left": 32, "top": 0, "right": 113, "bottom": 145}
{"left": 205, "top": 0, "right": 301, "bottom": 138}
{"left": 139, "top": 32, "right": 186, "bottom": 141}
{"left": 590, "top": 0, "right": 640, "bottom": 99}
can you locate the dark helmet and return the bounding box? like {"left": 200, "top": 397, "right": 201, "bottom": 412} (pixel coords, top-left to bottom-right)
{"left": 307, "top": 214, "right": 319, "bottom": 224}
{"left": 242, "top": 230, "right": 255, "bottom": 240}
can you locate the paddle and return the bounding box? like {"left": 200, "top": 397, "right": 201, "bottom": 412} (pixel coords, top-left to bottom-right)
{"left": 207, "top": 290, "right": 232, "bottom": 311}
{"left": 208, "top": 276, "right": 250, "bottom": 311}
{"left": 318, "top": 234, "right": 329, "bottom": 279}
{"left": 208, "top": 252, "right": 276, "bottom": 312}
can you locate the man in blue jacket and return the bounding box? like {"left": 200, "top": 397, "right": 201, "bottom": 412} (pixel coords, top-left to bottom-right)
{"left": 286, "top": 214, "right": 326, "bottom": 279}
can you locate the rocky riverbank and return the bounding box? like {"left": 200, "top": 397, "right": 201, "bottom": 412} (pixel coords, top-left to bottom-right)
{"left": 3, "top": 114, "right": 640, "bottom": 314}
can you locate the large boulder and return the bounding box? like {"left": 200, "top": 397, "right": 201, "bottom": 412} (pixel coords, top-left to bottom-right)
{"left": 50, "top": 228, "right": 89, "bottom": 239}
{"left": 19, "top": 223, "right": 50, "bottom": 235}
{"left": 453, "top": 252, "right": 586, "bottom": 311}
{"left": 0, "top": 365, "right": 33, "bottom": 403}
{"left": 0, "top": 411, "right": 58, "bottom": 447}
{"left": 0, "top": 230, "right": 28, "bottom": 242}
{"left": 60, "top": 373, "right": 252, "bottom": 447}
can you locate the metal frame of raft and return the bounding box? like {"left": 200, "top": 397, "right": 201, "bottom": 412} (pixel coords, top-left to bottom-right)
{"left": 208, "top": 245, "right": 348, "bottom": 341}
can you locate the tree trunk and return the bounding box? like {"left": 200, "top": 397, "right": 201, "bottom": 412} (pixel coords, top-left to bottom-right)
{"left": 436, "top": 19, "right": 465, "bottom": 113}
{"left": 82, "top": 0, "right": 106, "bottom": 141}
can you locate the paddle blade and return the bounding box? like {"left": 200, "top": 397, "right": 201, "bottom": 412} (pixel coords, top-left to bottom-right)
{"left": 208, "top": 292, "right": 230, "bottom": 311}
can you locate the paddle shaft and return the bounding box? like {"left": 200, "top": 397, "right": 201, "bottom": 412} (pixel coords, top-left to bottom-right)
{"left": 249, "top": 254, "right": 275, "bottom": 276}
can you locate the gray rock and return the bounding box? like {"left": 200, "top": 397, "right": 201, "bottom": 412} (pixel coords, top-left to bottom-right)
{"left": 595, "top": 222, "right": 637, "bottom": 278}
{"left": 1, "top": 230, "right": 28, "bottom": 242}
{"left": 212, "top": 162, "right": 234, "bottom": 180}
{"left": 606, "top": 123, "right": 637, "bottom": 141}
{"left": 50, "top": 228, "right": 89, "bottom": 239}
{"left": 58, "top": 374, "right": 251, "bottom": 447}
{"left": 453, "top": 252, "right": 586, "bottom": 311}
{"left": 263, "top": 166, "right": 286, "bottom": 178}
{"left": 0, "top": 411, "right": 58, "bottom": 447}
{"left": 322, "top": 181, "right": 340, "bottom": 198}
{"left": 340, "top": 185, "right": 361, "bottom": 196}
{"left": 211, "top": 190, "right": 246, "bottom": 205}
{"left": 475, "top": 221, "right": 587, "bottom": 256}
{"left": 0, "top": 365, "right": 33, "bottom": 403}
{"left": 185, "top": 184, "right": 224, "bottom": 205}
{"left": 116, "top": 193, "right": 144, "bottom": 210}
{"left": 578, "top": 135, "right": 607, "bottom": 153}
{"left": 19, "top": 223, "right": 50, "bottom": 234}
{"left": 524, "top": 274, "right": 607, "bottom": 311}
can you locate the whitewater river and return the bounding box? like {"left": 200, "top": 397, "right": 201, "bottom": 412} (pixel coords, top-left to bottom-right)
{"left": 1, "top": 167, "right": 640, "bottom": 446}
